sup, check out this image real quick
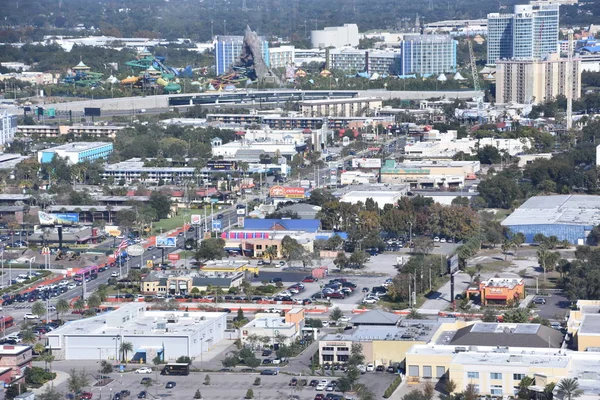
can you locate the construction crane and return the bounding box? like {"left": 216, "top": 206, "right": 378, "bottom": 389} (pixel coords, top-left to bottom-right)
{"left": 466, "top": 25, "right": 484, "bottom": 123}
{"left": 566, "top": 29, "right": 574, "bottom": 130}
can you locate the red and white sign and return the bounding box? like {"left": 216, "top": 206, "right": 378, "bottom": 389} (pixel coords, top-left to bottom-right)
{"left": 269, "top": 186, "right": 305, "bottom": 199}
{"left": 167, "top": 253, "right": 180, "bottom": 261}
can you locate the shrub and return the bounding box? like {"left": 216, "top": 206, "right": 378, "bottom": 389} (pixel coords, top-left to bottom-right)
{"left": 194, "top": 389, "right": 202, "bottom": 399}
{"left": 245, "top": 388, "right": 254, "bottom": 399}
{"left": 253, "top": 377, "right": 261, "bottom": 386}
{"left": 383, "top": 375, "right": 402, "bottom": 398}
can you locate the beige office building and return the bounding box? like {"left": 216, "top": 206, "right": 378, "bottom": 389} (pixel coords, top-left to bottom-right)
{"left": 495, "top": 53, "right": 581, "bottom": 104}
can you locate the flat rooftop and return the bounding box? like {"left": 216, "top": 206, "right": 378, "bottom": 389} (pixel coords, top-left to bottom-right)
{"left": 483, "top": 277, "right": 524, "bottom": 289}
{"left": 502, "top": 195, "right": 600, "bottom": 227}
{"left": 323, "top": 318, "right": 443, "bottom": 342}
{"left": 0, "top": 345, "right": 31, "bottom": 355}
{"left": 578, "top": 314, "right": 600, "bottom": 336}
{"left": 42, "top": 142, "right": 111, "bottom": 152}
{"left": 48, "top": 303, "right": 226, "bottom": 337}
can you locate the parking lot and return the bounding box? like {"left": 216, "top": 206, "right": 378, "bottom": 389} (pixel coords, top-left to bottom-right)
{"left": 57, "top": 370, "right": 396, "bottom": 400}
{"left": 530, "top": 292, "right": 571, "bottom": 321}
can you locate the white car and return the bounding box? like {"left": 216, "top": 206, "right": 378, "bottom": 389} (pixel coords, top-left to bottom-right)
{"left": 23, "top": 313, "right": 38, "bottom": 320}
{"left": 67, "top": 284, "right": 76, "bottom": 290}
{"left": 59, "top": 280, "right": 69, "bottom": 286}
{"left": 433, "top": 236, "right": 440, "bottom": 242}
{"left": 315, "top": 380, "right": 329, "bottom": 391}
{"left": 362, "top": 298, "right": 378, "bottom": 305}
{"left": 135, "top": 367, "right": 153, "bottom": 374}
{"left": 440, "top": 238, "right": 447, "bottom": 243}
{"left": 110, "top": 271, "right": 120, "bottom": 278}
{"left": 6, "top": 335, "right": 20, "bottom": 343}
{"left": 366, "top": 363, "right": 375, "bottom": 372}
{"left": 339, "top": 316, "right": 351, "bottom": 323}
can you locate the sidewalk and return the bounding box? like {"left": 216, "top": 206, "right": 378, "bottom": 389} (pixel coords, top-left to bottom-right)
{"left": 31, "top": 369, "right": 70, "bottom": 396}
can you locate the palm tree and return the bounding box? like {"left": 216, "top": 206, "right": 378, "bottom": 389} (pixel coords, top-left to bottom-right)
{"left": 96, "top": 284, "right": 108, "bottom": 302}
{"left": 40, "top": 352, "right": 55, "bottom": 375}
{"left": 20, "top": 329, "right": 36, "bottom": 345}
{"left": 55, "top": 299, "right": 70, "bottom": 321}
{"left": 119, "top": 341, "right": 134, "bottom": 363}
{"left": 556, "top": 378, "right": 583, "bottom": 400}
{"left": 73, "top": 298, "right": 85, "bottom": 314}
{"left": 263, "top": 246, "right": 278, "bottom": 265}
{"left": 87, "top": 294, "right": 102, "bottom": 310}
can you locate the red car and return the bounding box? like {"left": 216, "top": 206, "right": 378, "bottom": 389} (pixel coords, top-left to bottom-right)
{"left": 80, "top": 392, "right": 93, "bottom": 399}
{"left": 314, "top": 395, "right": 325, "bottom": 400}
{"left": 302, "top": 276, "right": 316, "bottom": 283}
{"left": 326, "top": 292, "right": 345, "bottom": 299}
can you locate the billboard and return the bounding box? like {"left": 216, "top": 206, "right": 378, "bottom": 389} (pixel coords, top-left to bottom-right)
{"left": 38, "top": 211, "right": 79, "bottom": 226}
{"left": 352, "top": 158, "right": 382, "bottom": 169}
{"left": 447, "top": 254, "right": 459, "bottom": 275}
{"left": 167, "top": 253, "right": 180, "bottom": 261}
{"left": 207, "top": 161, "right": 237, "bottom": 170}
{"left": 84, "top": 107, "right": 101, "bottom": 117}
{"left": 156, "top": 236, "right": 177, "bottom": 248}
{"left": 269, "top": 186, "right": 305, "bottom": 199}
{"left": 191, "top": 214, "right": 202, "bottom": 225}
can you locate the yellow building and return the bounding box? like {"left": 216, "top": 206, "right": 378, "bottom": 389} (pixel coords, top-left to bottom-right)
{"left": 318, "top": 316, "right": 448, "bottom": 366}
{"left": 141, "top": 272, "right": 244, "bottom": 295}
{"left": 567, "top": 300, "right": 600, "bottom": 351}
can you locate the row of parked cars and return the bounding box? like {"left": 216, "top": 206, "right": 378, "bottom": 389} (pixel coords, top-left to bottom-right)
{"left": 362, "top": 280, "right": 391, "bottom": 305}
{"left": 312, "top": 279, "right": 357, "bottom": 301}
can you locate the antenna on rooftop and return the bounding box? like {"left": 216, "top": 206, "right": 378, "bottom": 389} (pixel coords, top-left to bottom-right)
{"left": 242, "top": 0, "right": 248, "bottom": 12}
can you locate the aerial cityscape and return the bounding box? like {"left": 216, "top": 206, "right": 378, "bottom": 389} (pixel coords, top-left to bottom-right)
{"left": 1, "top": 0, "right": 600, "bottom": 399}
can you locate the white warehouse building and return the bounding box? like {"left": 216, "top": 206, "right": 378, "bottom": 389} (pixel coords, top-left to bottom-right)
{"left": 47, "top": 303, "right": 227, "bottom": 361}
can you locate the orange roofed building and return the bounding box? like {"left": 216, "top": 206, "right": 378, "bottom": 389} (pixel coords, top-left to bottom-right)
{"left": 466, "top": 277, "right": 525, "bottom": 306}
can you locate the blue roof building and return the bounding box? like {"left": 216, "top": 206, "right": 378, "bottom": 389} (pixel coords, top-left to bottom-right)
{"left": 243, "top": 219, "right": 321, "bottom": 233}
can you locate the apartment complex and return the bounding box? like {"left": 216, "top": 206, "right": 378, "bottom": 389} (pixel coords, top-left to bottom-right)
{"left": 37, "top": 142, "right": 113, "bottom": 164}
{"left": 102, "top": 158, "right": 195, "bottom": 183}
{"left": 400, "top": 35, "right": 457, "bottom": 76}
{"left": 268, "top": 46, "right": 295, "bottom": 69}
{"left": 328, "top": 48, "right": 403, "bottom": 75}
{"left": 495, "top": 53, "right": 581, "bottom": 104}
{"left": 215, "top": 35, "right": 270, "bottom": 75}
{"left": 18, "top": 124, "right": 124, "bottom": 139}
{"left": 487, "top": 4, "right": 560, "bottom": 64}
{"left": 0, "top": 110, "right": 17, "bottom": 147}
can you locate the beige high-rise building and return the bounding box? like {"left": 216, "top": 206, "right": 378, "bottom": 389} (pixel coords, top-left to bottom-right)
{"left": 495, "top": 53, "right": 581, "bottom": 104}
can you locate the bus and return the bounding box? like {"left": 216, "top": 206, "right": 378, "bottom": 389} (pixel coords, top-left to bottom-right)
{"left": 0, "top": 316, "right": 14, "bottom": 332}
{"left": 73, "top": 265, "right": 99, "bottom": 282}
{"left": 161, "top": 363, "right": 190, "bottom": 376}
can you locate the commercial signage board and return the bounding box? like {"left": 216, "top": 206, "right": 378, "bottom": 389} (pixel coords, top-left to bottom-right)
{"left": 212, "top": 220, "right": 223, "bottom": 231}
{"left": 38, "top": 211, "right": 79, "bottom": 226}
{"left": 447, "top": 254, "right": 459, "bottom": 275}
{"left": 352, "top": 158, "right": 382, "bottom": 169}
{"left": 167, "top": 253, "right": 180, "bottom": 261}
{"left": 207, "top": 161, "right": 237, "bottom": 170}
{"left": 156, "top": 236, "right": 177, "bottom": 248}
{"left": 191, "top": 214, "right": 202, "bottom": 225}
{"left": 126, "top": 245, "right": 145, "bottom": 257}
{"left": 269, "top": 186, "right": 305, "bottom": 199}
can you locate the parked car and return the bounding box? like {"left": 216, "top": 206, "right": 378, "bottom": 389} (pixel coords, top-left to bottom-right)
{"left": 376, "top": 365, "right": 385, "bottom": 372}
{"left": 261, "top": 349, "right": 272, "bottom": 357}
{"left": 289, "top": 378, "right": 298, "bottom": 386}
{"left": 23, "top": 313, "right": 38, "bottom": 320}
{"left": 137, "top": 391, "right": 147, "bottom": 399}
{"left": 165, "top": 381, "right": 176, "bottom": 389}
{"left": 260, "top": 369, "right": 278, "bottom": 375}
{"left": 135, "top": 367, "right": 152, "bottom": 374}
{"left": 302, "top": 276, "right": 316, "bottom": 283}
{"left": 316, "top": 379, "right": 329, "bottom": 391}
{"left": 140, "top": 378, "right": 152, "bottom": 385}
{"left": 533, "top": 297, "right": 547, "bottom": 305}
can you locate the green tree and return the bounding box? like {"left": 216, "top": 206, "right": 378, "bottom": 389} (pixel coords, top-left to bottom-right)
{"left": 73, "top": 298, "right": 85, "bottom": 314}
{"left": 38, "top": 386, "right": 63, "bottom": 400}
{"left": 194, "top": 238, "right": 226, "bottom": 261}
{"left": 194, "top": 389, "right": 202, "bottom": 399}
{"left": 445, "top": 379, "right": 457, "bottom": 395}
{"left": 329, "top": 307, "right": 344, "bottom": 324}
{"left": 556, "top": 378, "right": 584, "bottom": 400}
{"left": 55, "top": 299, "right": 70, "bottom": 320}
{"left": 87, "top": 294, "right": 101, "bottom": 309}
{"left": 119, "top": 341, "right": 133, "bottom": 363}
{"left": 175, "top": 356, "right": 192, "bottom": 364}
{"left": 20, "top": 329, "right": 37, "bottom": 345}
{"left": 245, "top": 388, "right": 254, "bottom": 399}
{"left": 482, "top": 308, "right": 497, "bottom": 322}
{"left": 262, "top": 245, "right": 278, "bottom": 264}
{"left": 67, "top": 368, "right": 89, "bottom": 394}
{"left": 348, "top": 250, "right": 370, "bottom": 268}
{"left": 149, "top": 192, "right": 172, "bottom": 219}
{"left": 31, "top": 301, "right": 46, "bottom": 320}
{"left": 204, "top": 375, "right": 211, "bottom": 385}
{"left": 99, "top": 360, "right": 113, "bottom": 374}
